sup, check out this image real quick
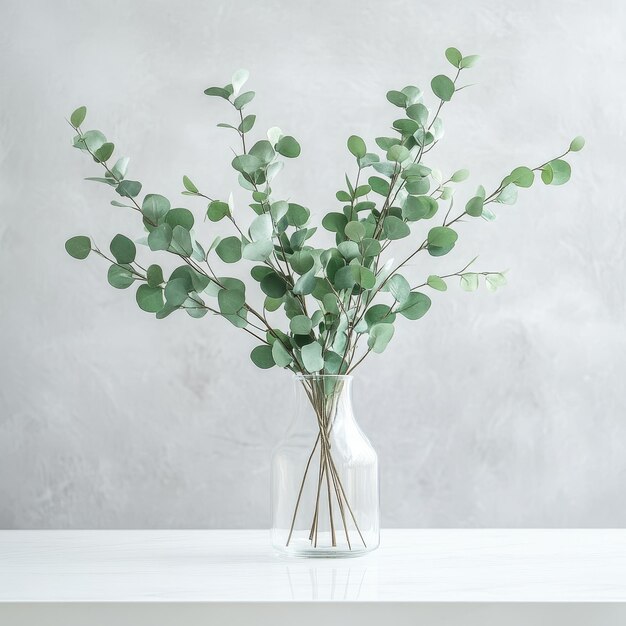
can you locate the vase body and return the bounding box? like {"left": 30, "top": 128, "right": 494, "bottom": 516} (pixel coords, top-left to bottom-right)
{"left": 271, "top": 375, "right": 379, "bottom": 557}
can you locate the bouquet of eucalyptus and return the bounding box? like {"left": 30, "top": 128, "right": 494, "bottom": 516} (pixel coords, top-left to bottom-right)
{"left": 65, "top": 47, "right": 583, "bottom": 551}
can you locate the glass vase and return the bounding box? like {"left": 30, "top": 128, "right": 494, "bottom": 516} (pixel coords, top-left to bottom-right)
{"left": 271, "top": 374, "right": 379, "bottom": 557}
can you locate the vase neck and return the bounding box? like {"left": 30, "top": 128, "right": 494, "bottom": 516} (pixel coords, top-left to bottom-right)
{"left": 292, "top": 375, "right": 354, "bottom": 434}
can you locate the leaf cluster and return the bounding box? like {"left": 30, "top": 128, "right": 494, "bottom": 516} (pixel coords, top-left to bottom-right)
{"left": 65, "top": 51, "right": 584, "bottom": 376}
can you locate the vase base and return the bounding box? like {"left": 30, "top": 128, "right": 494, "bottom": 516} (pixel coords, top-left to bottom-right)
{"left": 271, "top": 532, "right": 379, "bottom": 558}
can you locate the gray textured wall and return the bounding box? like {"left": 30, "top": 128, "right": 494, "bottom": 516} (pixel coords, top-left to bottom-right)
{"left": 1, "top": 0, "right": 624, "bottom": 529}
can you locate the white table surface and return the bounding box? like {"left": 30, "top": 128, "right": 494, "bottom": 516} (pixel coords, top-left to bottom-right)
{"left": 2, "top": 529, "right": 626, "bottom": 625}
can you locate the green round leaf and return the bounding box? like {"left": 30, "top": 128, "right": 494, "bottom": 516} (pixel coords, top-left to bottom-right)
{"left": 364, "top": 304, "right": 395, "bottom": 328}
{"left": 111, "top": 157, "right": 129, "bottom": 180}
{"left": 70, "top": 106, "right": 87, "bottom": 127}
{"left": 383, "top": 216, "right": 410, "bottom": 240}
{"left": 94, "top": 142, "right": 114, "bottom": 163}
{"left": 251, "top": 265, "right": 274, "bottom": 282}
{"left": 496, "top": 183, "right": 518, "bottom": 205}
{"left": 169, "top": 265, "right": 208, "bottom": 293}
{"left": 136, "top": 284, "right": 164, "bottom": 313}
{"left": 260, "top": 271, "right": 287, "bottom": 298}
{"left": 440, "top": 186, "right": 454, "bottom": 201}
{"left": 182, "top": 175, "right": 198, "bottom": 193}
{"left": 392, "top": 119, "right": 419, "bottom": 135}
{"left": 250, "top": 345, "right": 275, "bottom": 369}
{"left": 234, "top": 91, "right": 255, "bottom": 110}
{"left": 290, "top": 228, "right": 309, "bottom": 251}
{"left": 509, "top": 166, "right": 535, "bottom": 188}
{"left": 540, "top": 165, "right": 554, "bottom": 185}
{"left": 405, "top": 178, "right": 431, "bottom": 195}
{"left": 79, "top": 129, "right": 106, "bottom": 152}
{"left": 239, "top": 114, "right": 256, "bottom": 133}
{"left": 427, "top": 275, "right": 447, "bottom": 291}
{"left": 232, "top": 154, "right": 262, "bottom": 175}
{"left": 147, "top": 264, "right": 163, "bottom": 288}
{"left": 65, "top": 236, "right": 91, "bottom": 260}
{"left": 427, "top": 226, "right": 458, "bottom": 256}
{"left": 290, "top": 315, "right": 313, "bottom": 335}
{"left": 272, "top": 340, "right": 293, "bottom": 368}
{"left": 165, "top": 208, "right": 195, "bottom": 230}
{"left": 324, "top": 254, "right": 344, "bottom": 282}
{"left": 386, "top": 90, "right": 407, "bottom": 108}
{"left": 184, "top": 295, "right": 208, "bottom": 319}
{"left": 460, "top": 273, "right": 479, "bottom": 291}
{"left": 345, "top": 220, "right": 366, "bottom": 242}
{"left": 367, "top": 323, "right": 395, "bottom": 354}
{"left": 445, "top": 47, "right": 462, "bottom": 67}
{"left": 107, "top": 264, "right": 134, "bottom": 289}
{"left": 231, "top": 68, "right": 250, "bottom": 94}
{"left": 289, "top": 250, "right": 315, "bottom": 275}
{"left": 569, "top": 136, "right": 585, "bottom": 152}
{"left": 485, "top": 272, "right": 507, "bottom": 291}
{"left": 460, "top": 54, "right": 480, "bottom": 68}
{"left": 249, "top": 213, "right": 273, "bottom": 241}
{"left": 347, "top": 135, "right": 366, "bottom": 159}
{"left": 293, "top": 268, "right": 317, "bottom": 295}
{"left": 207, "top": 200, "right": 230, "bottom": 222}
{"left": 451, "top": 169, "right": 469, "bottom": 182}
{"left": 386, "top": 274, "right": 410, "bottom": 303}
{"left": 397, "top": 291, "right": 431, "bottom": 320}
{"left": 542, "top": 159, "right": 571, "bottom": 185}
{"left": 218, "top": 287, "right": 245, "bottom": 315}
{"left": 215, "top": 236, "right": 242, "bottom": 263}
{"left": 289, "top": 223, "right": 310, "bottom": 248}
{"left": 110, "top": 234, "right": 136, "bottom": 264}
{"left": 204, "top": 86, "right": 231, "bottom": 99}
{"left": 368, "top": 176, "right": 390, "bottom": 196}
{"left": 142, "top": 194, "right": 170, "bottom": 223}
{"left": 287, "top": 203, "right": 310, "bottom": 227}
{"left": 264, "top": 296, "right": 283, "bottom": 312}
{"left": 403, "top": 196, "right": 437, "bottom": 221}
{"left": 334, "top": 265, "right": 357, "bottom": 291}
{"left": 375, "top": 137, "right": 400, "bottom": 151}
{"left": 170, "top": 225, "right": 193, "bottom": 257}
{"left": 353, "top": 265, "right": 376, "bottom": 289}
{"left": 431, "top": 75, "right": 455, "bottom": 101}
{"left": 337, "top": 241, "right": 360, "bottom": 261}
{"left": 164, "top": 277, "right": 190, "bottom": 306}
{"left": 360, "top": 238, "right": 381, "bottom": 258}
{"left": 387, "top": 145, "right": 410, "bottom": 163}
{"left": 249, "top": 140, "right": 275, "bottom": 164}
{"left": 406, "top": 103, "right": 429, "bottom": 126}
{"left": 300, "top": 342, "right": 324, "bottom": 373}
{"left": 148, "top": 224, "right": 173, "bottom": 251}
{"left": 276, "top": 135, "right": 301, "bottom": 158}
{"left": 116, "top": 180, "right": 142, "bottom": 199}
{"left": 465, "top": 196, "right": 484, "bottom": 217}
{"left": 322, "top": 212, "right": 348, "bottom": 233}
{"left": 155, "top": 304, "right": 178, "bottom": 320}
{"left": 242, "top": 240, "right": 274, "bottom": 261}
{"left": 401, "top": 85, "right": 422, "bottom": 105}
{"left": 270, "top": 201, "right": 289, "bottom": 223}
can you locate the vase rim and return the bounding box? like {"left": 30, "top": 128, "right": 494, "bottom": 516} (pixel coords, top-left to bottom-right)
{"left": 293, "top": 373, "right": 353, "bottom": 380}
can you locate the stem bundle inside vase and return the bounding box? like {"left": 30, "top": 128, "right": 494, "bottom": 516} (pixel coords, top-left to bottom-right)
{"left": 286, "top": 377, "right": 366, "bottom": 550}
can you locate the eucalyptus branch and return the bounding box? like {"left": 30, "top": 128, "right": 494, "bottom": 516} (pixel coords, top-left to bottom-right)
{"left": 65, "top": 52, "right": 584, "bottom": 554}
{"left": 65, "top": 47, "right": 583, "bottom": 376}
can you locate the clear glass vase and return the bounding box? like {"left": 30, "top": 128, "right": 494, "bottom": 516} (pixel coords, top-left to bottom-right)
{"left": 271, "top": 374, "right": 379, "bottom": 557}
